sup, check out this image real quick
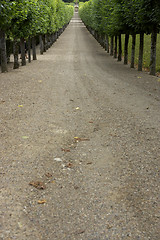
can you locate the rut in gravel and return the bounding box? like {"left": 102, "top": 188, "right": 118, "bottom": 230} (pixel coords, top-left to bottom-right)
{"left": 0, "top": 13, "right": 160, "bottom": 240}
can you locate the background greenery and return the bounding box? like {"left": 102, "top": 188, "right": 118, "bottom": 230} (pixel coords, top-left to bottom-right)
{"left": 121, "top": 34, "right": 160, "bottom": 72}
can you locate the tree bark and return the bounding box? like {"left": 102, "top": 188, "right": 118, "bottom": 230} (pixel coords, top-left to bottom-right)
{"left": 39, "top": 34, "right": 44, "bottom": 55}
{"left": 0, "top": 30, "right": 8, "bottom": 72}
{"left": 46, "top": 34, "right": 50, "bottom": 49}
{"left": 130, "top": 34, "right": 136, "bottom": 68}
{"left": 45, "top": 34, "right": 49, "bottom": 50}
{"left": 138, "top": 33, "right": 144, "bottom": 71}
{"left": 6, "top": 39, "right": 12, "bottom": 63}
{"left": 114, "top": 35, "right": 117, "bottom": 58}
{"left": 118, "top": 34, "right": 122, "bottom": 61}
{"left": 150, "top": 28, "right": 157, "bottom": 76}
{"left": 124, "top": 34, "right": 129, "bottom": 65}
{"left": 32, "top": 37, "right": 37, "bottom": 60}
{"left": 110, "top": 36, "right": 114, "bottom": 56}
{"left": 28, "top": 37, "right": 31, "bottom": 63}
{"left": 43, "top": 35, "right": 46, "bottom": 52}
{"left": 13, "top": 39, "right": 19, "bottom": 69}
{"left": 105, "top": 34, "right": 109, "bottom": 53}
{"left": 20, "top": 37, "right": 26, "bottom": 66}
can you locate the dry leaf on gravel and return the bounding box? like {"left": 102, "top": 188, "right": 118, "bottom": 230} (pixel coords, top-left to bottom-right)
{"left": 54, "top": 158, "right": 62, "bottom": 162}
{"left": 66, "top": 163, "right": 73, "bottom": 168}
{"left": 29, "top": 181, "right": 46, "bottom": 190}
{"left": 87, "top": 162, "right": 92, "bottom": 165}
{"left": 38, "top": 199, "right": 46, "bottom": 204}
{"left": 45, "top": 173, "right": 52, "bottom": 178}
{"left": 18, "top": 105, "right": 23, "bottom": 107}
{"left": 74, "top": 229, "right": 85, "bottom": 235}
{"left": 74, "top": 137, "right": 90, "bottom": 142}
{"left": 22, "top": 136, "right": 29, "bottom": 139}
{"left": 106, "top": 224, "right": 113, "bottom": 229}
{"left": 61, "top": 148, "right": 70, "bottom": 152}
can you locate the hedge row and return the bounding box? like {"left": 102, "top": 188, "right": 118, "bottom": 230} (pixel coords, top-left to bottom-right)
{"left": 79, "top": 0, "right": 160, "bottom": 75}
{"left": 0, "top": 0, "right": 74, "bottom": 72}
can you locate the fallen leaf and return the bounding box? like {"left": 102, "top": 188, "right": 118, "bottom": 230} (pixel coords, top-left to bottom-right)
{"left": 74, "top": 137, "right": 90, "bottom": 142}
{"left": 54, "top": 158, "right": 62, "bottom": 162}
{"left": 74, "top": 137, "right": 79, "bottom": 139}
{"left": 18, "top": 222, "right": 23, "bottom": 228}
{"left": 66, "top": 163, "right": 73, "bottom": 168}
{"left": 87, "top": 162, "right": 92, "bottom": 165}
{"left": 18, "top": 105, "right": 23, "bottom": 107}
{"left": 38, "top": 199, "right": 46, "bottom": 204}
{"left": 22, "top": 136, "right": 29, "bottom": 139}
{"left": 29, "top": 181, "right": 46, "bottom": 190}
{"left": 45, "top": 173, "right": 52, "bottom": 178}
{"left": 75, "top": 107, "right": 80, "bottom": 110}
{"left": 137, "top": 76, "right": 142, "bottom": 79}
{"left": 61, "top": 148, "right": 70, "bottom": 152}
{"left": 106, "top": 224, "right": 113, "bottom": 229}
{"left": 74, "top": 229, "right": 85, "bottom": 235}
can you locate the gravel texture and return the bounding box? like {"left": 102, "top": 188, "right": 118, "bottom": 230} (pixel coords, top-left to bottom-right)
{"left": 0, "top": 13, "right": 160, "bottom": 240}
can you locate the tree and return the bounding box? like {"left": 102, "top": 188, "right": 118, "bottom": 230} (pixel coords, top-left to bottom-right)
{"left": 0, "top": 0, "right": 15, "bottom": 72}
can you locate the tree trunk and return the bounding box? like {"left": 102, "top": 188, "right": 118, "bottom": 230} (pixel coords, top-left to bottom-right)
{"left": 110, "top": 36, "right": 114, "bottom": 56}
{"left": 39, "top": 34, "right": 44, "bottom": 54}
{"left": 114, "top": 35, "right": 117, "bottom": 58}
{"left": 49, "top": 34, "right": 52, "bottom": 47}
{"left": 32, "top": 37, "right": 37, "bottom": 60}
{"left": 43, "top": 35, "right": 46, "bottom": 52}
{"left": 6, "top": 39, "right": 12, "bottom": 63}
{"left": 105, "top": 34, "right": 109, "bottom": 53}
{"left": 28, "top": 37, "right": 31, "bottom": 63}
{"left": 150, "top": 28, "right": 157, "bottom": 76}
{"left": 138, "top": 33, "right": 144, "bottom": 71}
{"left": 13, "top": 39, "right": 19, "bottom": 69}
{"left": 118, "top": 34, "right": 122, "bottom": 61}
{"left": 44, "top": 34, "right": 48, "bottom": 50}
{"left": 20, "top": 37, "right": 26, "bottom": 66}
{"left": 130, "top": 34, "right": 136, "bottom": 68}
{"left": 124, "top": 34, "right": 129, "bottom": 65}
{"left": 0, "top": 30, "right": 8, "bottom": 72}
{"left": 100, "top": 34, "right": 104, "bottom": 47}
{"left": 51, "top": 33, "right": 54, "bottom": 45}
{"left": 46, "top": 34, "right": 50, "bottom": 49}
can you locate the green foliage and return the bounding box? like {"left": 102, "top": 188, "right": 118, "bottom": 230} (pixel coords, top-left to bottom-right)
{"left": 1, "top": 0, "right": 74, "bottom": 38}
{"left": 79, "top": 0, "right": 160, "bottom": 35}
{"left": 0, "top": 0, "right": 16, "bottom": 30}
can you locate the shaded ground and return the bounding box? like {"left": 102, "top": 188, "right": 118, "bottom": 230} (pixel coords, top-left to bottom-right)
{"left": 0, "top": 13, "right": 160, "bottom": 240}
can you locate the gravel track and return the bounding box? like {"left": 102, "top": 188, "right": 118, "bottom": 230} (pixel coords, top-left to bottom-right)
{"left": 0, "top": 13, "right": 160, "bottom": 240}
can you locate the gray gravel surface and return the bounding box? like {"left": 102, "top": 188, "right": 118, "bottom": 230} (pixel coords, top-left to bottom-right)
{"left": 0, "top": 13, "right": 160, "bottom": 240}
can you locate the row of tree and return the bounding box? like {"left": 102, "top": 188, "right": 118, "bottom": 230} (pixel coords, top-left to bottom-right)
{"left": 79, "top": 0, "right": 160, "bottom": 75}
{"left": 0, "top": 0, "right": 74, "bottom": 73}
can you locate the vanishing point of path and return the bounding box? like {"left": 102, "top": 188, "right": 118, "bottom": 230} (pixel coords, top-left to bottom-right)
{"left": 0, "top": 13, "right": 160, "bottom": 240}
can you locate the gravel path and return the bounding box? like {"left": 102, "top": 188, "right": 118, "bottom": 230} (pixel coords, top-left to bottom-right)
{"left": 0, "top": 13, "right": 160, "bottom": 240}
